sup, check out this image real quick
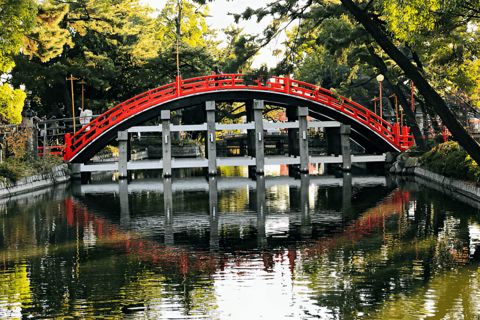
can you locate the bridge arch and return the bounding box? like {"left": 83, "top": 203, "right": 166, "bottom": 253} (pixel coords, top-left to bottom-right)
{"left": 64, "top": 75, "right": 413, "bottom": 163}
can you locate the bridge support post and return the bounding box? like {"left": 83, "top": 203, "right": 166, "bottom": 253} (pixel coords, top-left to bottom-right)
{"left": 161, "top": 110, "right": 172, "bottom": 177}
{"left": 254, "top": 100, "right": 265, "bottom": 175}
{"left": 298, "top": 107, "right": 309, "bottom": 173}
{"left": 206, "top": 101, "right": 217, "bottom": 176}
{"left": 286, "top": 107, "right": 299, "bottom": 177}
{"left": 246, "top": 100, "right": 256, "bottom": 178}
{"left": 340, "top": 124, "right": 352, "bottom": 171}
{"left": 118, "top": 131, "right": 129, "bottom": 179}
{"left": 71, "top": 163, "right": 81, "bottom": 179}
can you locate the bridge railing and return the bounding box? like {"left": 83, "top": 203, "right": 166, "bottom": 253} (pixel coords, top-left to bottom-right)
{"left": 64, "top": 74, "right": 414, "bottom": 161}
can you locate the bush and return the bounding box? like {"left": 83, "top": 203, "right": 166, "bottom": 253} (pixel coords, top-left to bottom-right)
{"left": 0, "top": 153, "right": 64, "bottom": 184}
{"left": 0, "top": 160, "right": 24, "bottom": 183}
{"left": 97, "top": 145, "right": 119, "bottom": 156}
{"left": 421, "top": 141, "right": 480, "bottom": 182}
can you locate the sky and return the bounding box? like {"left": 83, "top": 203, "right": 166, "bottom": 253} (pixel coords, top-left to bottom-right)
{"left": 141, "top": 0, "right": 288, "bottom": 68}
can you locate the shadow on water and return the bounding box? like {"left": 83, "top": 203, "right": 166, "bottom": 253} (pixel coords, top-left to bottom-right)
{"left": 1, "top": 171, "right": 480, "bottom": 319}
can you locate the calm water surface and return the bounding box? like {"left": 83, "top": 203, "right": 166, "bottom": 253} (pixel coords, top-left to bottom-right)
{"left": 1, "top": 169, "right": 480, "bottom": 319}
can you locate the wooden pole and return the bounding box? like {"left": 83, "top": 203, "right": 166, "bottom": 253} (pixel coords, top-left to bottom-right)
{"left": 78, "top": 80, "right": 86, "bottom": 111}
{"left": 66, "top": 75, "right": 78, "bottom": 133}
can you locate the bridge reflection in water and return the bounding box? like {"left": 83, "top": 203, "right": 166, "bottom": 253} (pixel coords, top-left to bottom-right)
{"left": 71, "top": 174, "right": 390, "bottom": 251}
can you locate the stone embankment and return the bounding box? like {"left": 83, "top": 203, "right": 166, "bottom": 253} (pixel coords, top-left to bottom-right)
{"left": 391, "top": 154, "right": 480, "bottom": 202}
{"left": 0, "top": 164, "right": 70, "bottom": 198}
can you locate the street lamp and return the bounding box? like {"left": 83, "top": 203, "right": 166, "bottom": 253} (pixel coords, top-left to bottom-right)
{"left": 376, "top": 74, "right": 384, "bottom": 118}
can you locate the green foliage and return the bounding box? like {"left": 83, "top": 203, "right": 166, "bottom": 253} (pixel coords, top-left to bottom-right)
{"left": 421, "top": 141, "right": 480, "bottom": 182}
{"left": 382, "top": 0, "right": 480, "bottom": 106}
{"left": 12, "top": 0, "right": 163, "bottom": 117}
{"left": 0, "top": 84, "right": 26, "bottom": 124}
{"left": 156, "top": 0, "right": 210, "bottom": 47}
{"left": 97, "top": 145, "right": 119, "bottom": 156}
{"left": 0, "top": 0, "right": 37, "bottom": 73}
{"left": 0, "top": 0, "right": 36, "bottom": 124}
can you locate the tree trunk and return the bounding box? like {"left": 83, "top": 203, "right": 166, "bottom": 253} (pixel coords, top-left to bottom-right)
{"left": 341, "top": 0, "right": 480, "bottom": 164}
{"left": 366, "top": 45, "right": 428, "bottom": 151}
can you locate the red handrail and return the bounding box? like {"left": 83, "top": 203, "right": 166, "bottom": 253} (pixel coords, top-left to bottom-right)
{"left": 64, "top": 74, "right": 414, "bottom": 161}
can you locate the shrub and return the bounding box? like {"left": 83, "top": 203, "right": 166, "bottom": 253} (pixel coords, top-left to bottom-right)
{"left": 421, "top": 141, "right": 480, "bottom": 182}
{"left": 97, "top": 145, "right": 119, "bottom": 156}
{"left": 0, "top": 160, "right": 25, "bottom": 183}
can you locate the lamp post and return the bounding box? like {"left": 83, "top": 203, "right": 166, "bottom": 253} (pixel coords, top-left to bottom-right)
{"left": 376, "top": 74, "right": 384, "bottom": 118}
{"left": 78, "top": 80, "right": 86, "bottom": 111}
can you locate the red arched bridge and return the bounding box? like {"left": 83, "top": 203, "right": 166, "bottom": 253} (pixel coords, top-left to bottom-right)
{"left": 64, "top": 74, "right": 413, "bottom": 163}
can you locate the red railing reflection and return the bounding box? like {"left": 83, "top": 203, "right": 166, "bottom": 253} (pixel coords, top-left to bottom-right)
{"left": 63, "top": 189, "right": 409, "bottom": 278}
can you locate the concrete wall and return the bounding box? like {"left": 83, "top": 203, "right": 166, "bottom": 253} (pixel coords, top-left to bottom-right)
{"left": 0, "top": 164, "right": 70, "bottom": 199}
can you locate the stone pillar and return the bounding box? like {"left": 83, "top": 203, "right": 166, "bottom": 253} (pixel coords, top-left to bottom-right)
{"left": 119, "top": 179, "right": 130, "bottom": 229}
{"left": 298, "top": 107, "right": 309, "bottom": 173}
{"left": 161, "top": 110, "right": 172, "bottom": 177}
{"left": 254, "top": 100, "right": 265, "bottom": 175}
{"left": 299, "top": 173, "right": 312, "bottom": 239}
{"left": 206, "top": 101, "right": 217, "bottom": 176}
{"left": 340, "top": 124, "right": 351, "bottom": 171}
{"left": 256, "top": 174, "right": 267, "bottom": 248}
{"left": 118, "top": 131, "right": 129, "bottom": 179}
{"left": 163, "top": 177, "right": 174, "bottom": 246}
{"left": 209, "top": 176, "right": 219, "bottom": 251}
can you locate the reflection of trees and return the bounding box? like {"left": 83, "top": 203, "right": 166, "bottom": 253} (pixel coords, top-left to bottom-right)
{"left": 218, "top": 187, "right": 249, "bottom": 213}
{"left": 296, "top": 187, "right": 479, "bottom": 318}
{"left": 0, "top": 264, "right": 32, "bottom": 318}
{"left": 368, "top": 263, "right": 480, "bottom": 319}
{"left": 0, "top": 198, "right": 222, "bottom": 318}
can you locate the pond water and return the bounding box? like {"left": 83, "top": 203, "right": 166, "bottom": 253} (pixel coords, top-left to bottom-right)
{"left": 1, "top": 168, "right": 480, "bottom": 319}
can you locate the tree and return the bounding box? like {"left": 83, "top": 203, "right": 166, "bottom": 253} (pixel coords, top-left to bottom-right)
{"left": 232, "top": 0, "right": 480, "bottom": 162}
{"left": 0, "top": 0, "right": 37, "bottom": 124}
{"left": 0, "top": 84, "right": 25, "bottom": 124}
{"left": 275, "top": 6, "right": 428, "bottom": 150}
{"left": 156, "top": 0, "right": 210, "bottom": 48}
{"left": 340, "top": 0, "right": 480, "bottom": 162}
{"left": 11, "top": 0, "right": 163, "bottom": 117}
{"left": 0, "top": 0, "right": 37, "bottom": 73}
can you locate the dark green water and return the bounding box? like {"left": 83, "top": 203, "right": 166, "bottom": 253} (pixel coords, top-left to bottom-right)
{"left": 1, "top": 170, "right": 480, "bottom": 319}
